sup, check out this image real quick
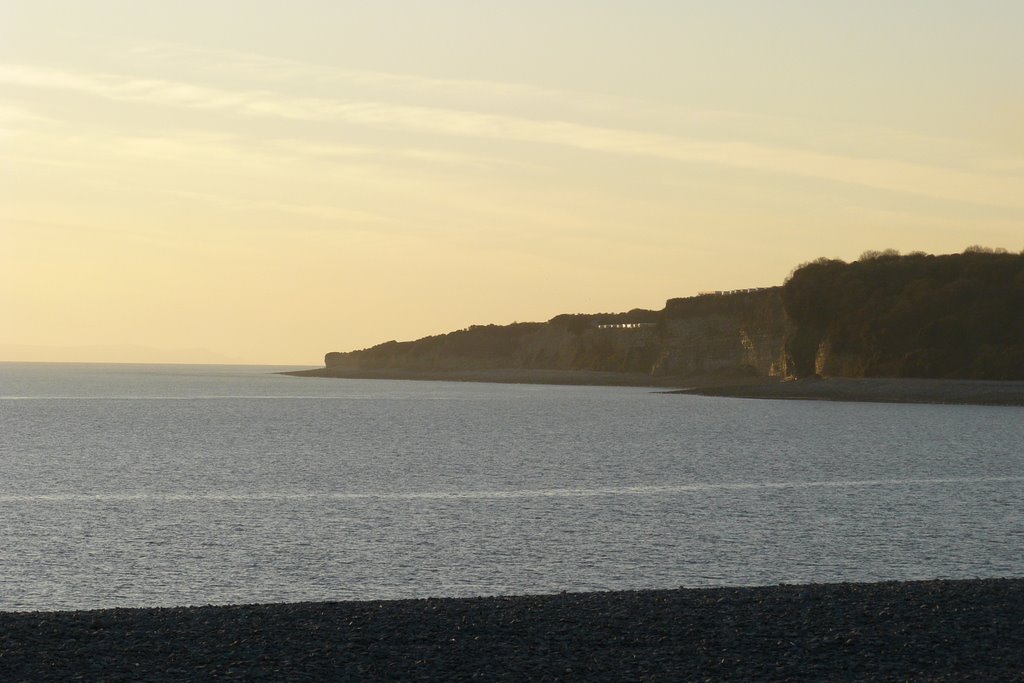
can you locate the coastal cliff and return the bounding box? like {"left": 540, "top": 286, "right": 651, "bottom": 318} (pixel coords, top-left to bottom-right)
{"left": 322, "top": 289, "right": 789, "bottom": 380}
{"left": 783, "top": 250, "right": 1024, "bottom": 380}
{"left": 310, "top": 250, "right": 1024, "bottom": 383}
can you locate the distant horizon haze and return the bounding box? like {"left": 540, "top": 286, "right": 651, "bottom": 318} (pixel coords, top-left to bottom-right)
{"left": 3, "top": 2, "right": 1022, "bottom": 365}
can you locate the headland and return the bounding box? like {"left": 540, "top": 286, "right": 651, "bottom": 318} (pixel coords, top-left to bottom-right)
{"left": 295, "top": 251, "right": 1024, "bottom": 405}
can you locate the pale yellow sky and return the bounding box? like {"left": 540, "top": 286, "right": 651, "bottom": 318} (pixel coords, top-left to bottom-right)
{"left": 2, "top": 1, "right": 1022, "bottom": 364}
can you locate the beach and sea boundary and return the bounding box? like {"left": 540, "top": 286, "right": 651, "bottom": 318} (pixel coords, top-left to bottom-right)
{"left": 288, "top": 367, "right": 1024, "bottom": 407}
{"left": 671, "top": 376, "right": 1024, "bottom": 407}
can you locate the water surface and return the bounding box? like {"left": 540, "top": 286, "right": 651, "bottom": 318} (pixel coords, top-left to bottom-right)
{"left": 2, "top": 362, "right": 1022, "bottom": 611}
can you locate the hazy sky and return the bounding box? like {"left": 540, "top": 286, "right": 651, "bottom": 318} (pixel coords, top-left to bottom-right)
{"left": 3, "top": 1, "right": 1022, "bottom": 364}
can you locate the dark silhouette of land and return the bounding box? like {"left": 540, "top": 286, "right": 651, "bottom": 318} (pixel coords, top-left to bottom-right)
{"left": 291, "top": 249, "right": 1024, "bottom": 404}
{"left": 784, "top": 249, "right": 1024, "bottom": 380}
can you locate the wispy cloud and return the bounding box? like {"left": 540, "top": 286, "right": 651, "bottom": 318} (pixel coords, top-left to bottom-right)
{"left": 4, "top": 123, "right": 560, "bottom": 240}
{"left": 0, "top": 103, "right": 43, "bottom": 123}
{"left": 0, "top": 102, "right": 54, "bottom": 138}
{"left": 3, "top": 63, "right": 1022, "bottom": 209}
{"left": 130, "top": 42, "right": 1020, "bottom": 169}
{"left": 264, "top": 139, "right": 530, "bottom": 170}
{"left": 126, "top": 41, "right": 733, "bottom": 121}
{"left": 127, "top": 42, "right": 559, "bottom": 98}
{"left": 161, "top": 189, "right": 395, "bottom": 227}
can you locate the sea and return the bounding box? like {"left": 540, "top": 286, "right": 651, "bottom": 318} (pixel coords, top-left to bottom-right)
{"left": 1, "top": 362, "right": 1022, "bottom": 612}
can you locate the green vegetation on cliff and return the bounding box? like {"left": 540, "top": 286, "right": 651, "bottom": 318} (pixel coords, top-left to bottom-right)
{"left": 783, "top": 250, "right": 1024, "bottom": 379}
{"left": 322, "top": 249, "right": 1024, "bottom": 381}
{"left": 325, "top": 322, "right": 546, "bottom": 372}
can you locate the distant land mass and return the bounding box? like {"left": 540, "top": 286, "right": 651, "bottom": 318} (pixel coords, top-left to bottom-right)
{"left": 295, "top": 250, "right": 1024, "bottom": 385}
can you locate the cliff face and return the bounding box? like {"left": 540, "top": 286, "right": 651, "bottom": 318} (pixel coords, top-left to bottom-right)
{"left": 325, "top": 289, "right": 790, "bottom": 379}
{"left": 782, "top": 252, "right": 1024, "bottom": 380}
{"left": 321, "top": 251, "right": 1024, "bottom": 382}
{"left": 654, "top": 290, "right": 789, "bottom": 377}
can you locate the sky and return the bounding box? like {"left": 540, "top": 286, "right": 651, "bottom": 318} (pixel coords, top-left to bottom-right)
{"left": 2, "top": 1, "right": 1022, "bottom": 365}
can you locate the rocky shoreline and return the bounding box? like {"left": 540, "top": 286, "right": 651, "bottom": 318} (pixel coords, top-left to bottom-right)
{"left": 284, "top": 366, "right": 686, "bottom": 387}
{"left": 3, "top": 578, "right": 1022, "bottom": 681}
{"left": 287, "top": 368, "right": 1024, "bottom": 406}
{"left": 672, "top": 377, "right": 1024, "bottom": 406}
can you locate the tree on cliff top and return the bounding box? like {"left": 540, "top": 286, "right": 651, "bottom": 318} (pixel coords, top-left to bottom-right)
{"left": 782, "top": 251, "right": 1024, "bottom": 379}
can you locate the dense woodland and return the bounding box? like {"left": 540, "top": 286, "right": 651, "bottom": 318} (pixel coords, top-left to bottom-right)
{"left": 783, "top": 249, "right": 1024, "bottom": 380}
{"left": 326, "top": 249, "right": 1024, "bottom": 381}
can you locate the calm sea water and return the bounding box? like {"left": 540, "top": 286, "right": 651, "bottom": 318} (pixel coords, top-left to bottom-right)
{"left": 1, "top": 362, "right": 1022, "bottom": 612}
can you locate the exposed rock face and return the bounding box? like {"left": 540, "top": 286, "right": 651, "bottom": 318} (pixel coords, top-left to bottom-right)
{"left": 654, "top": 289, "right": 788, "bottom": 377}
{"left": 321, "top": 251, "right": 1024, "bottom": 382}
{"left": 325, "top": 289, "right": 790, "bottom": 379}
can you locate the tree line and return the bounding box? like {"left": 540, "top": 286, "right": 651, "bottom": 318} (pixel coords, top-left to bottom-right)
{"left": 782, "top": 250, "right": 1024, "bottom": 379}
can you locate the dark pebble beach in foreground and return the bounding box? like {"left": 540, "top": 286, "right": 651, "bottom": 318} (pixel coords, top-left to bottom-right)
{"left": 2, "top": 578, "right": 1022, "bottom": 681}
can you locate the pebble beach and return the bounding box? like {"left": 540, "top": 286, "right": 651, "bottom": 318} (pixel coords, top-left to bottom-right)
{"left": 3, "top": 578, "right": 1022, "bottom": 681}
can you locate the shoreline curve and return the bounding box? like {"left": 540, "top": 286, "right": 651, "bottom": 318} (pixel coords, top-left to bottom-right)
{"left": 286, "top": 368, "right": 1024, "bottom": 406}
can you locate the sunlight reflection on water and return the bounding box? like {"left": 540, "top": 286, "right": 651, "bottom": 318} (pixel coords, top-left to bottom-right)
{"left": 2, "top": 363, "right": 1023, "bottom": 610}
